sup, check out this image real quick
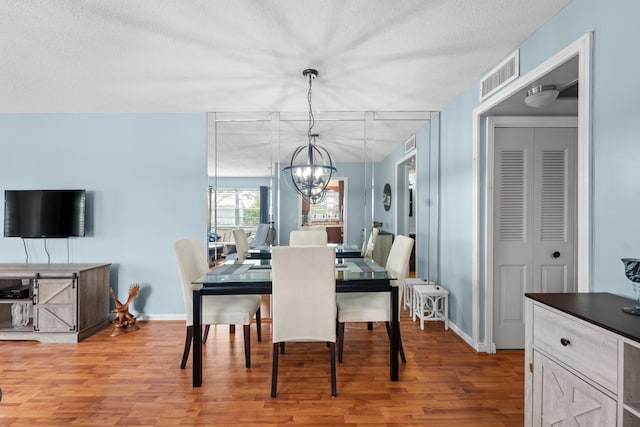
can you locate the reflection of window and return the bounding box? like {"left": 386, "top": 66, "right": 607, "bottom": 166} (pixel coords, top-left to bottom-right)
{"left": 309, "top": 190, "right": 340, "bottom": 221}
{"left": 209, "top": 187, "right": 260, "bottom": 230}
{"left": 301, "top": 179, "right": 344, "bottom": 225}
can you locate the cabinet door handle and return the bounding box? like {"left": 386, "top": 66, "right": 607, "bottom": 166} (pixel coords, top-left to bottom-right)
{"left": 560, "top": 338, "right": 571, "bottom": 346}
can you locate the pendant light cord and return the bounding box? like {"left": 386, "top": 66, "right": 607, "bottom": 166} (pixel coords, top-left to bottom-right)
{"left": 307, "top": 73, "right": 315, "bottom": 143}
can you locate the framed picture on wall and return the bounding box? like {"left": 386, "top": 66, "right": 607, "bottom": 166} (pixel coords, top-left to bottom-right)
{"left": 383, "top": 183, "right": 392, "bottom": 211}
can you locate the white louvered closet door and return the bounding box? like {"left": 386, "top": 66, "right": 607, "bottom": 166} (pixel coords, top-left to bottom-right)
{"left": 532, "top": 128, "right": 576, "bottom": 296}
{"left": 493, "top": 127, "right": 577, "bottom": 349}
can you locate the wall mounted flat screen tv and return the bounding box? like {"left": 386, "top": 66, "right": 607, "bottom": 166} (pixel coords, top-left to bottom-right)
{"left": 4, "top": 190, "right": 86, "bottom": 238}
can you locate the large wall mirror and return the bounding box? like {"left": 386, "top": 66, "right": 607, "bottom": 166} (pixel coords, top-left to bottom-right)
{"left": 207, "top": 111, "right": 431, "bottom": 265}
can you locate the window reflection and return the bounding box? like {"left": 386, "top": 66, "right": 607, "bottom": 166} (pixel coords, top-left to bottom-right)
{"left": 302, "top": 179, "right": 344, "bottom": 226}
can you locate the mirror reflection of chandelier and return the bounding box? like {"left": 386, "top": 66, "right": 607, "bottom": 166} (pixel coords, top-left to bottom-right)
{"left": 283, "top": 69, "right": 337, "bottom": 204}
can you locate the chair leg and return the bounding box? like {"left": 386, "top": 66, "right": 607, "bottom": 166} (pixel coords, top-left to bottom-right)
{"left": 181, "top": 325, "right": 193, "bottom": 369}
{"left": 367, "top": 321, "right": 373, "bottom": 330}
{"left": 243, "top": 324, "right": 251, "bottom": 368}
{"left": 202, "top": 324, "right": 210, "bottom": 344}
{"left": 385, "top": 321, "right": 407, "bottom": 363}
{"left": 256, "top": 307, "right": 262, "bottom": 342}
{"left": 230, "top": 324, "right": 236, "bottom": 334}
{"left": 337, "top": 322, "right": 345, "bottom": 363}
{"left": 271, "top": 343, "right": 279, "bottom": 397}
{"left": 329, "top": 342, "right": 337, "bottom": 397}
{"left": 398, "top": 327, "right": 406, "bottom": 364}
{"left": 280, "top": 342, "right": 285, "bottom": 354}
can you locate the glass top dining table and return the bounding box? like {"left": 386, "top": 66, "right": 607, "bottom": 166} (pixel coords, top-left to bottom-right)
{"left": 246, "top": 243, "right": 362, "bottom": 260}
{"left": 190, "top": 257, "right": 400, "bottom": 387}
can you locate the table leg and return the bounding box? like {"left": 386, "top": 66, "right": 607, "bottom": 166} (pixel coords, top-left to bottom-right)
{"left": 193, "top": 289, "right": 202, "bottom": 387}
{"left": 390, "top": 286, "right": 399, "bottom": 381}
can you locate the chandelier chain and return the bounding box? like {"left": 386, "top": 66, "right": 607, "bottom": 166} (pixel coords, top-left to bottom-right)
{"left": 307, "top": 73, "right": 315, "bottom": 143}
{"left": 282, "top": 68, "right": 335, "bottom": 204}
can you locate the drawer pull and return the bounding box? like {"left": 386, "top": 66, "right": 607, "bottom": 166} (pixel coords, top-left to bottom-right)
{"left": 560, "top": 338, "right": 571, "bottom": 346}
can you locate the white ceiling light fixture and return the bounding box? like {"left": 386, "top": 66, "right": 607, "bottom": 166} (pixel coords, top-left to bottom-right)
{"left": 524, "top": 84, "right": 559, "bottom": 108}
{"left": 283, "top": 69, "right": 337, "bottom": 204}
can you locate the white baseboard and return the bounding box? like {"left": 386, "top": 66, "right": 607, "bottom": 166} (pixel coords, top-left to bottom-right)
{"left": 440, "top": 319, "right": 495, "bottom": 353}
{"left": 447, "top": 319, "right": 475, "bottom": 349}
{"left": 475, "top": 341, "right": 493, "bottom": 353}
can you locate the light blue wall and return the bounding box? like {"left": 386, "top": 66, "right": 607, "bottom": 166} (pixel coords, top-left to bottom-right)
{"left": 439, "top": 88, "right": 477, "bottom": 334}
{"left": 0, "top": 113, "right": 207, "bottom": 316}
{"left": 374, "top": 148, "right": 398, "bottom": 231}
{"left": 373, "top": 120, "right": 438, "bottom": 283}
{"left": 339, "top": 162, "right": 371, "bottom": 246}
{"left": 439, "top": 0, "right": 640, "bottom": 337}
{"left": 420, "top": 117, "right": 439, "bottom": 283}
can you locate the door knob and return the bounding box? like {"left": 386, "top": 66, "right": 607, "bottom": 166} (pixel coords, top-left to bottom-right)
{"left": 552, "top": 251, "right": 560, "bottom": 258}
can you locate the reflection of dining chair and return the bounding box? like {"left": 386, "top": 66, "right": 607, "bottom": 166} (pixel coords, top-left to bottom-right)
{"left": 362, "top": 227, "right": 379, "bottom": 258}
{"left": 337, "top": 234, "right": 414, "bottom": 363}
{"left": 173, "top": 237, "right": 262, "bottom": 369}
{"left": 251, "top": 223, "right": 270, "bottom": 248}
{"left": 232, "top": 228, "right": 250, "bottom": 261}
{"left": 289, "top": 229, "right": 328, "bottom": 246}
{"left": 265, "top": 221, "right": 276, "bottom": 245}
{"left": 270, "top": 246, "right": 337, "bottom": 397}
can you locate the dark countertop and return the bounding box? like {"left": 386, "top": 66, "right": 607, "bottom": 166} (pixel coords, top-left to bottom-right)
{"left": 526, "top": 292, "right": 640, "bottom": 344}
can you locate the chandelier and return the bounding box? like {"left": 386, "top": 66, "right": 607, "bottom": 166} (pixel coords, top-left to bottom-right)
{"left": 283, "top": 69, "right": 337, "bottom": 204}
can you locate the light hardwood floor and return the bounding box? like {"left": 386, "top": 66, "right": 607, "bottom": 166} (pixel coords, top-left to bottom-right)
{"left": 0, "top": 310, "right": 524, "bottom": 426}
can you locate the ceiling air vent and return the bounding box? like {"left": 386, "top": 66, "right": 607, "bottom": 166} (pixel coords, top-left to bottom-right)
{"left": 405, "top": 135, "right": 416, "bottom": 154}
{"left": 480, "top": 50, "right": 519, "bottom": 102}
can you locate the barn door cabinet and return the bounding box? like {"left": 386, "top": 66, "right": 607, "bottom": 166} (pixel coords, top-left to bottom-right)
{"left": 525, "top": 293, "right": 640, "bottom": 426}
{"left": 0, "top": 264, "right": 111, "bottom": 343}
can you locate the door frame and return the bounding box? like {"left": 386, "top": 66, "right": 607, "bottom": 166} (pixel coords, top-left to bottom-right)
{"left": 487, "top": 116, "right": 578, "bottom": 353}
{"left": 471, "top": 32, "right": 592, "bottom": 352}
{"left": 395, "top": 149, "right": 418, "bottom": 277}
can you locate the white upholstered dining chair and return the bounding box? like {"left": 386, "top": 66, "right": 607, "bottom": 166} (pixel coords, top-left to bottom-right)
{"left": 270, "top": 246, "right": 337, "bottom": 397}
{"left": 232, "top": 228, "right": 250, "bottom": 261}
{"left": 173, "top": 237, "right": 262, "bottom": 369}
{"left": 289, "top": 229, "right": 328, "bottom": 246}
{"left": 251, "top": 223, "right": 270, "bottom": 247}
{"left": 362, "top": 227, "right": 379, "bottom": 258}
{"left": 336, "top": 234, "right": 414, "bottom": 363}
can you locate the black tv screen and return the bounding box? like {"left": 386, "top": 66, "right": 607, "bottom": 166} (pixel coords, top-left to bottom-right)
{"left": 4, "top": 190, "right": 86, "bottom": 238}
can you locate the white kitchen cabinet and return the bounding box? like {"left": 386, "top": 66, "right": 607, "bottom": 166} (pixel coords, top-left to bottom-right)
{"left": 525, "top": 293, "right": 640, "bottom": 427}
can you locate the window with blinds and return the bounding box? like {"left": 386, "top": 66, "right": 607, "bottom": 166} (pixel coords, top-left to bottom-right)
{"left": 209, "top": 187, "right": 260, "bottom": 230}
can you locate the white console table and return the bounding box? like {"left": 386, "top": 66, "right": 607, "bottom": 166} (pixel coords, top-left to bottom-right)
{"left": 0, "top": 263, "right": 111, "bottom": 343}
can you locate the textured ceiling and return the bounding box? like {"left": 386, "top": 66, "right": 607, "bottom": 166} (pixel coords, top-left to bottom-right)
{"left": 0, "top": 0, "right": 570, "bottom": 113}
{"left": 0, "top": 0, "right": 571, "bottom": 176}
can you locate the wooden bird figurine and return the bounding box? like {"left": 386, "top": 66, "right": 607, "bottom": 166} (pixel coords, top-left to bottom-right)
{"left": 110, "top": 284, "right": 140, "bottom": 336}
